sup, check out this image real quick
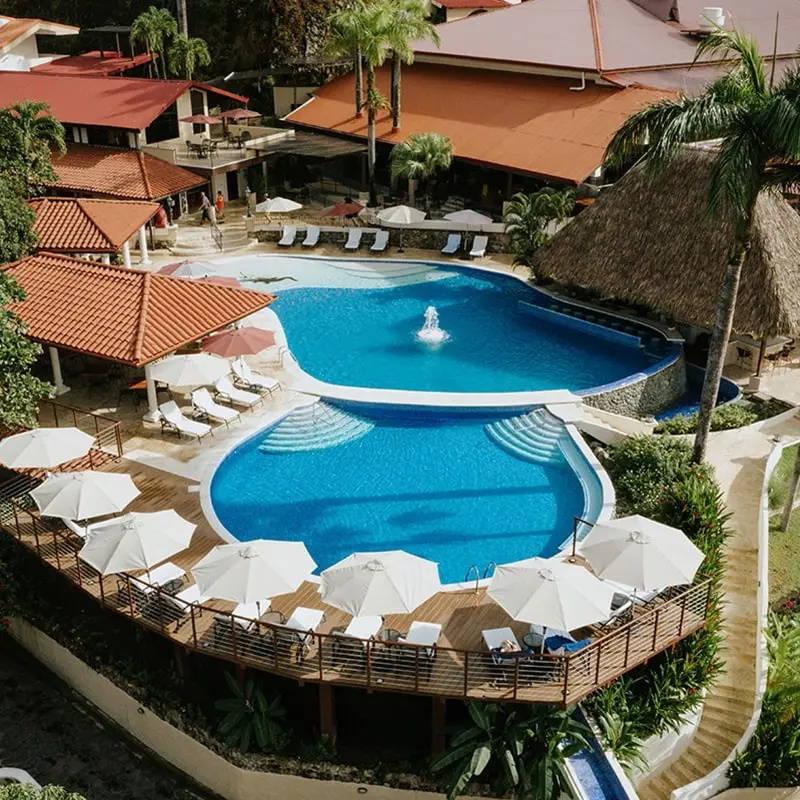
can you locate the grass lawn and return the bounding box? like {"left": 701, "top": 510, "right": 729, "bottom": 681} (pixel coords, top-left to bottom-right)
{"left": 768, "top": 443, "right": 800, "bottom": 605}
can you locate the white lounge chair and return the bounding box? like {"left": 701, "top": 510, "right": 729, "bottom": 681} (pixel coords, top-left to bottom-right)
{"left": 57, "top": 517, "right": 104, "bottom": 539}
{"left": 158, "top": 401, "right": 213, "bottom": 441}
{"left": 278, "top": 225, "right": 296, "bottom": 247}
{"left": 214, "top": 376, "right": 262, "bottom": 409}
{"left": 398, "top": 621, "right": 441, "bottom": 660}
{"left": 370, "top": 230, "right": 389, "bottom": 252}
{"left": 137, "top": 561, "right": 185, "bottom": 596}
{"left": 274, "top": 607, "right": 326, "bottom": 661}
{"left": 344, "top": 228, "right": 363, "bottom": 250}
{"left": 302, "top": 225, "right": 320, "bottom": 247}
{"left": 441, "top": 233, "right": 461, "bottom": 255}
{"left": 343, "top": 615, "right": 383, "bottom": 639}
{"left": 231, "top": 357, "right": 283, "bottom": 395}
{"left": 148, "top": 583, "right": 209, "bottom": 631}
{"left": 469, "top": 235, "right": 488, "bottom": 258}
{"left": 191, "top": 387, "right": 240, "bottom": 427}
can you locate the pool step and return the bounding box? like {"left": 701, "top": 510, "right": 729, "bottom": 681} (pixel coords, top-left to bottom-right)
{"left": 485, "top": 408, "right": 568, "bottom": 466}
{"left": 333, "top": 261, "right": 447, "bottom": 281}
{"left": 259, "top": 401, "right": 373, "bottom": 453}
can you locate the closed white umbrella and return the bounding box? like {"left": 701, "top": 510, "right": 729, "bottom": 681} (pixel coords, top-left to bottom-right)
{"left": 443, "top": 209, "right": 493, "bottom": 227}
{"left": 79, "top": 510, "right": 195, "bottom": 577}
{"left": 488, "top": 557, "right": 615, "bottom": 632}
{"left": 255, "top": 197, "right": 302, "bottom": 214}
{"left": 580, "top": 515, "right": 704, "bottom": 591}
{"left": 320, "top": 551, "right": 441, "bottom": 617}
{"left": 158, "top": 259, "right": 219, "bottom": 278}
{"left": 0, "top": 428, "right": 94, "bottom": 469}
{"left": 149, "top": 354, "right": 229, "bottom": 391}
{"left": 377, "top": 205, "right": 426, "bottom": 225}
{"left": 30, "top": 471, "right": 139, "bottom": 521}
{"left": 191, "top": 540, "right": 316, "bottom": 605}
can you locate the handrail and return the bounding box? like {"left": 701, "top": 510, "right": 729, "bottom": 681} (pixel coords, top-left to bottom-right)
{"left": 209, "top": 221, "right": 223, "bottom": 252}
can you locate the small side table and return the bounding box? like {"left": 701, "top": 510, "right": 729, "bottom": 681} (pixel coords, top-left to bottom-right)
{"left": 522, "top": 631, "right": 544, "bottom": 652}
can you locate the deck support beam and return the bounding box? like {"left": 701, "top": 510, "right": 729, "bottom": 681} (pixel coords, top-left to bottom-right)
{"left": 431, "top": 697, "right": 446, "bottom": 755}
{"left": 319, "top": 683, "right": 337, "bottom": 744}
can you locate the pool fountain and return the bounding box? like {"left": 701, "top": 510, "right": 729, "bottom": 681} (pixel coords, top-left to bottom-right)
{"left": 416, "top": 305, "right": 449, "bottom": 346}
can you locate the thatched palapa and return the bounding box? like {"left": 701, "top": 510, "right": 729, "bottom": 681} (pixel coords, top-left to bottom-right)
{"left": 532, "top": 146, "right": 800, "bottom": 337}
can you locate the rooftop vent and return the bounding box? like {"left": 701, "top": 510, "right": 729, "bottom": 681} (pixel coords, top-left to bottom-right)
{"left": 698, "top": 6, "right": 725, "bottom": 30}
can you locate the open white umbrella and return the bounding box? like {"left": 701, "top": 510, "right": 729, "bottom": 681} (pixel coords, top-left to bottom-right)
{"left": 580, "top": 515, "right": 704, "bottom": 591}
{"left": 319, "top": 551, "right": 441, "bottom": 617}
{"left": 158, "top": 259, "right": 219, "bottom": 278}
{"left": 191, "top": 540, "right": 316, "bottom": 605}
{"left": 377, "top": 205, "right": 426, "bottom": 225}
{"left": 255, "top": 197, "right": 302, "bottom": 214}
{"left": 149, "top": 354, "right": 229, "bottom": 391}
{"left": 30, "top": 471, "right": 139, "bottom": 521}
{"left": 79, "top": 510, "right": 195, "bottom": 577}
{"left": 443, "top": 209, "right": 493, "bottom": 227}
{"left": 488, "top": 557, "right": 615, "bottom": 632}
{"left": 0, "top": 428, "right": 94, "bottom": 469}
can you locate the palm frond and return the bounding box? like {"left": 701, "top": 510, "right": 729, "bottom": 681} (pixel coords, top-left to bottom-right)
{"left": 694, "top": 27, "right": 766, "bottom": 96}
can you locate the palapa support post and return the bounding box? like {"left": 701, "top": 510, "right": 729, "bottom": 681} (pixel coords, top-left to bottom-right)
{"left": 569, "top": 516, "right": 594, "bottom": 562}
{"left": 318, "top": 683, "right": 337, "bottom": 744}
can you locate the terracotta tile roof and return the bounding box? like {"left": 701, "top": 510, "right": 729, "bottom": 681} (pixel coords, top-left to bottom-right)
{"left": 29, "top": 197, "right": 160, "bottom": 253}
{"left": 45, "top": 145, "right": 206, "bottom": 201}
{"left": 33, "top": 51, "right": 154, "bottom": 77}
{"left": 286, "top": 64, "right": 674, "bottom": 184}
{"left": 0, "top": 16, "right": 78, "bottom": 53}
{"left": 0, "top": 72, "right": 247, "bottom": 131}
{"left": 2, "top": 254, "right": 274, "bottom": 367}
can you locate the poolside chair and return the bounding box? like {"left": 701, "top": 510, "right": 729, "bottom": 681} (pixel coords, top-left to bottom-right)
{"left": 278, "top": 226, "right": 296, "bottom": 247}
{"left": 397, "top": 621, "right": 442, "bottom": 677}
{"left": 441, "top": 233, "right": 461, "bottom": 255}
{"left": 191, "top": 388, "right": 241, "bottom": 428}
{"left": 483, "top": 627, "right": 533, "bottom": 683}
{"left": 273, "top": 607, "right": 326, "bottom": 662}
{"left": 158, "top": 401, "right": 213, "bottom": 442}
{"left": 231, "top": 357, "right": 283, "bottom": 395}
{"left": 302, "top": 225, "right": 320, "bottom": 248}
{"left": 214, "top": 376, "right": 262, "bottom": 409}
{"left": 469, "top": 235, "right": 489, "bottom": 258}
{"left": 332, "top": 615, "right": 383, "bottom": 668}
{"left": 343, "top": 228, "right": 363, "bottom": 250}
{"left": 56, "top": 517, "right": 104, "bottom": 540}
{"left": 370, "top": 230, "right": 389, "bottom": 253}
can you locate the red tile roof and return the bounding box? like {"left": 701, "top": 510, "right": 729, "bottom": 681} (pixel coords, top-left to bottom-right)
{"left": 0, "top": 72, "right": 247, "bottom": 131}
{"left": 46, "top": 145, "right": 206, "bottom": 201}
{"left": 0, "top": 16, "right": 77, "bottom": 53}
{"left": 33, "top": 51, "right": 154, "bottom": 77}
{"left": 286, "top": 64, "right": 674, "bottom": 184}
{"left": 29, "top": 197, "right": 160, "bottom": 253}
{"left": 2, "top": 254, "right": 274, "bottom": 366}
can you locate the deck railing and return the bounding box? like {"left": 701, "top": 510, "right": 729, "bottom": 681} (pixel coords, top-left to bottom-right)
{"left": 0, "top": 491, "right": 712, "bottom": 705}
{"left": 37, "top": 400, "right": 123, "bottom": 466}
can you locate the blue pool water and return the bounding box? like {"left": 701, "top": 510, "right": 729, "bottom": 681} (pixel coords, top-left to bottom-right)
{"left": 656, "top": 364, "right": 741, "bottom": 421}
{"left": 210, "top": 409, "right": 586, "bottom": 584}
{"left": 271, "top": 268, "right": 656, "bottom": 393}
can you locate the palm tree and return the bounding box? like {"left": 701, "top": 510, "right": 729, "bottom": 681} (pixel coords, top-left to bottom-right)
{"left": 503, "top": 188, "right": 574, "bottom": 270}
{"left": 327, "top": 4, "right": 366, "bottom": 117}
{"left": 431, "top": 701, "right": 588, "bottom": 800}
{"left": 386, "top": 0, "right": 439, "bottom": 130}
{"left": 0, "top": 101, "right": 66, "bottom": 193}
{"left": 389, "top": 131, "right": 453, "bottom": 209}
{"left": 131, "top": 6, "right": 178, "bottom": 79}
{"left": 604, "top": 29, "right": 800, "bottom": 464}
{"left": 168, "top": 34, "right": 211, "bottom": 80}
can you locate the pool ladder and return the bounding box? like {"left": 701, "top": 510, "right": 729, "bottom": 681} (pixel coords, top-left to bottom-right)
{"left": 464, "top": 561, "right": 497, "bottom": 593}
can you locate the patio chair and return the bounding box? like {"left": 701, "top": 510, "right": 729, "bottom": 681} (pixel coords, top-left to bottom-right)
{"left": 158, "top": 401, "right": 213, "bottom": 442}
{"left": 370, "top": 230, "right": 389, "bottom": 253}
{"left": 397, "top": 621, "right": 441, "bottom": 678}
{"left": 302, "top": 225, "right": 320, "bottom": 248}
{"left": 191, "top": 388, "right": 241, "bottom": 428}
{"left": 273, "top": 607, "right": 325, "bottom": 663}
{"left": 56, "top": 517, "right": 105, "bottom": 540}
{"left": 231, "top": 357, "right": 283, "bottom": 395}
{"left": 544, "top": 635, "right": 591, "bottom": 655}
{"left": 441, "top": 233, "right": 462, "bottom": 255}
{"left": 483, "top": 627, "right": 534, "bottom": 683}
{"left": 278, "top": 226, "right": 296, "bottom": 247}
{"left": 344, "top": 228, "right": 363, "bottom": 250}
{"left": 214, "top": 376, "right": 262, "bottom": 409}
{"left": 469, "top": 235, "right": 489, "bottom": 258}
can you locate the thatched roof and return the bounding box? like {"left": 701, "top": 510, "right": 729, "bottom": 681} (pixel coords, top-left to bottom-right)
{"left": 532, "top": 146, "right": 800, "bottom": 337}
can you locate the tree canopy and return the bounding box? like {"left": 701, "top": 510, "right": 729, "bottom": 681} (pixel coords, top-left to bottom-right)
{"left": 0, "top": 786, "right": 86, "bottom": 800}
{"left": 168, "top": 33, "right": 211, "bottom": 79}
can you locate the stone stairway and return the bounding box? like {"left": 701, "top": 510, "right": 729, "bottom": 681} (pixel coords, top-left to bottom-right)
{"left": 170, "top": 220, "right": 256, "bottom": 257}
{"left": 485, "top": 408, "right": 568, "bottom": 466}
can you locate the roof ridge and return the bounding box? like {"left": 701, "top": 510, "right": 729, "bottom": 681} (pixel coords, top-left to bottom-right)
{"left": 136, "top": 150, "right": 154, "bottom": 200}
{"left": 133, "top": 270, "right": 151, "bottom": 363}
{"left": 587, "top": 0, "right": 604, "bottom": 72}
{"left": 76, "top": 197, "right": 115, "bottom": 248}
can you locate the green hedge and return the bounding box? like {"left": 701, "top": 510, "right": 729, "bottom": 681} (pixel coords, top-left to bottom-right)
{"left": 654, "top": 398, "right": 788, "bottom": 435}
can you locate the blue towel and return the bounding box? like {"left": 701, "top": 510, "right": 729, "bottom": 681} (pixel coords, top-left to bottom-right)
{"left": 544, "top": 635, "right": 573, "bottom": 651}
{"left": 563, "top": 638, "right": 591, "bottom": 654}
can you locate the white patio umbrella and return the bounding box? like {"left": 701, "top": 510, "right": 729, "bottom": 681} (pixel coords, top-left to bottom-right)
{"left": 488, "top": 556, "right": 615, "bottom": 632}
{"left": 255, "top": 197, "right": 303, "bottom": 214}
{"left": 377, "top": 205, "right": 426, "bottom": 225}
{"left": 319, "top": 551, "right": 441, "bottom": 617}
{"left": 580, "top": 515, "right": 705, "bottom": 591}
{"left": 149, "top": 353, "right": 229, "bottom": 391}
{"left": 443, "top": 209, "right": 493, "bottom": 227}
{"left": 0, "top": 428, "right": 94, "bottom": 469}
{"left": 79, "top": 510, "right": 196, "bottom": 578}
{"left": 30, "top": 471, "right": 140, "bottom": 521}
{"left": 191, "top": 540, "right": 316, "bottom": 607}
{"left": 158, "top": 259, "right": 219, "bottom": 278}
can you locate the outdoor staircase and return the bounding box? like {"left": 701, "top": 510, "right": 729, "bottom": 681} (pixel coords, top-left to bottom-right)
{"left": 484, "top": 408, "right": 568, "bottom": 466}
{"left": 170, "top": 222, "right": 256, "bottom": 257}
{"left": 438, "top": 195, "right": 468, "bottom": 216}
{"left": 258, "top": 401, "right": 373, "bottom": 453}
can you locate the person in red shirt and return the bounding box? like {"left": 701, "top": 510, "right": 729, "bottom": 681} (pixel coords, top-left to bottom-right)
{"left": 215, "top": 191, "right": 225, "bottom": 222}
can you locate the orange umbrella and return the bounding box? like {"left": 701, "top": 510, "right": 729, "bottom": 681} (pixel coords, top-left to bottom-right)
{"left": 196, "top": 275, "right": 242, "bottom": 288}
{"left": 321, "top": 201, "right": 364, "bottom": 217}
{"left": 180, "top": 114, "right": 222, "bottom": 124}
{"left": 202, "top": 327, "right": 276, "bottom": 358}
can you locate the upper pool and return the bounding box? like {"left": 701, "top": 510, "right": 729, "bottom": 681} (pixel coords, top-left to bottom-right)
{"left": 226, "top": 256, "right": 658, "bottom": 395}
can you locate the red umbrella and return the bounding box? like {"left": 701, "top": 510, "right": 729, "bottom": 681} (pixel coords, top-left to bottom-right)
{"left": 321, "top": 201, "right": 364, "bottom": 218}
{"left": 202, "top": 327, "right": 276, "bottom": 358}
{"left": 219, "top": 108, "right": 261, "bottom": 120}
{"left": 158, "top": 260, "right": 217, "bottom": 277}
{"left": 196, "top": 275, "right": 242, "bottom": 288}
{"left": 180, "top": 114, "right": 222, "bottom": 124}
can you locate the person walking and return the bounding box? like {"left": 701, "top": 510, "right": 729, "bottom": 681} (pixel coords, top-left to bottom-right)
{"left": 215, "top": 190, "right": 225, "bottom": 222}
{"left": 200, "top": 192, "right": 211, "bottom": 224}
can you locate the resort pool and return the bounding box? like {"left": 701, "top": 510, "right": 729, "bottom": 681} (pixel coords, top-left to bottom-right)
{"left": 209, "top": 405, "right": 589, "bottom": 584}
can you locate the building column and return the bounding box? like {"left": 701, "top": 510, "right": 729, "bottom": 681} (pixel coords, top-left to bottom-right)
{"left": 138, "top": 225, "right": 151, "bottom": 265}
{"left": 100, "top": 253, "right": 111, "bottom": 265}
{"left": 48, "top": 346, "right": 70, "bottom": 395}
{"left": 142, "top": 362, "right": 160, "bottom": 422}
{"left": 122, "top": 240, "right": 132, "bottom": 269}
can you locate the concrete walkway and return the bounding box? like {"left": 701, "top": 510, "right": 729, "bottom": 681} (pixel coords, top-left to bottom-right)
{"left": 639, "top": 416, "right": 800, "bottom": 799}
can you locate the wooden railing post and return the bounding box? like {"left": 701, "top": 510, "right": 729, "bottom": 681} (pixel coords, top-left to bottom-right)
{"left": 126, "top": 576, "right": 135, "bottom": 617}
{"left": 230, "top": 618, "right": 239, "bottom": 659}
{"left": 98, "top": 575, "right": 105, "bottom": 603}
{"left": 414, "top": 646, "right": 420, "bottom": 692}
{"left": 651, "top": 608, "right": 661, "bottom": 651}
{"left": 74, "top": 549, "right": 83, "bottom": 586}
{"left": 190, "top": 606, "right": 198, "bottom": 648}
{"left": 513, "top": 658, "right": 520, "bottom": 700}
{"left": 318, "top": 634, "right": 324, "bottom": 681}
{"left": 31, "top": 516, "right": 41, "bottom": 555}
{"left": 594, "top": 640, "right": 603, "bottom": 684}
{"left": 463, "top": 653, "right": 469, "bottom": 698}
{"left": 678, "top": 592, "right": 688, "bottom": 636}
{"left": 273, "top": 627, "right": 280, "bottom": 669}
{"left": 624, "top": 626, "right": 632, "bottom": 667}
{"left": 365, "top": 641, "right": 372, "bottom": 689}
{"left": 562, "top": 657, "right": 571, "bottom": 705}
{"left": 156, "top": 587, "right": 166, "bottom": 634}
{"left": 11, "top": 503, "right": 20, "bottom": 538}
{"left": 52, "top": 530, "right": 61, "bottom": 569}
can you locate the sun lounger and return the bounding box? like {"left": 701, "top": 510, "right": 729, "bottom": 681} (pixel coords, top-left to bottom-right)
{"left": 441, "top": 233, "right": 461, "bottom": 255}
{"left": 604, "top": 579, "right": 662, "bottom": 607}
{"left": 231, "top": 357, "right": 283, "bottom": 395}
{"left": 138, "top": 561, "right": 185, "bottom": 595}
{"left": 343, "top": 615, "right": 382, "bottom": 639}
{"left": 398, "top": 621, "right": 441, "bottom": 660}
{"left": 344, "top": 228, "right": 363, "bottom": 250}
{"left": 545, "top": 635, "right": 591, "bottom": 655}
{"left": 191, "top": 388, "right": 240, "bottom": 427}
{"left": 278, "top": 226, "right": 296, "bottom": 247}
{"left": 273, "top": 607, "right": 326, "bottom": 661}
{"left": 302, "top": 226, "right": 320, "bottom": 247}
{"left": 469, "top": 235, "right": 488, "bottom": 258}
{"left": 145, "top": 582, "right": 208, "bottom": 631}
{"left": 332, "top": 615, "right": 382, "bottom": 668}
{"left": 214, "top": 376, "right": 262, "bottom": 409}
{"left": 57, "top": 517, "right": 104, "bottom": 539}
{"left": 158, "top": 401, "right": 213, "bottom": 441}
{"left": 370, "top": 230, "right": 389, "bottom": 252}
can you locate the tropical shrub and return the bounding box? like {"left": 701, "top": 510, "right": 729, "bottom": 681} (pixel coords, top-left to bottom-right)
{"left": 504, "top": 188, "right": 573, "bottom": 270}
{"left": 655, "top": 398, "right": 787, "bottom": 435}
{"left": 0, "top": 787, "right": 85, "bottom": 800}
